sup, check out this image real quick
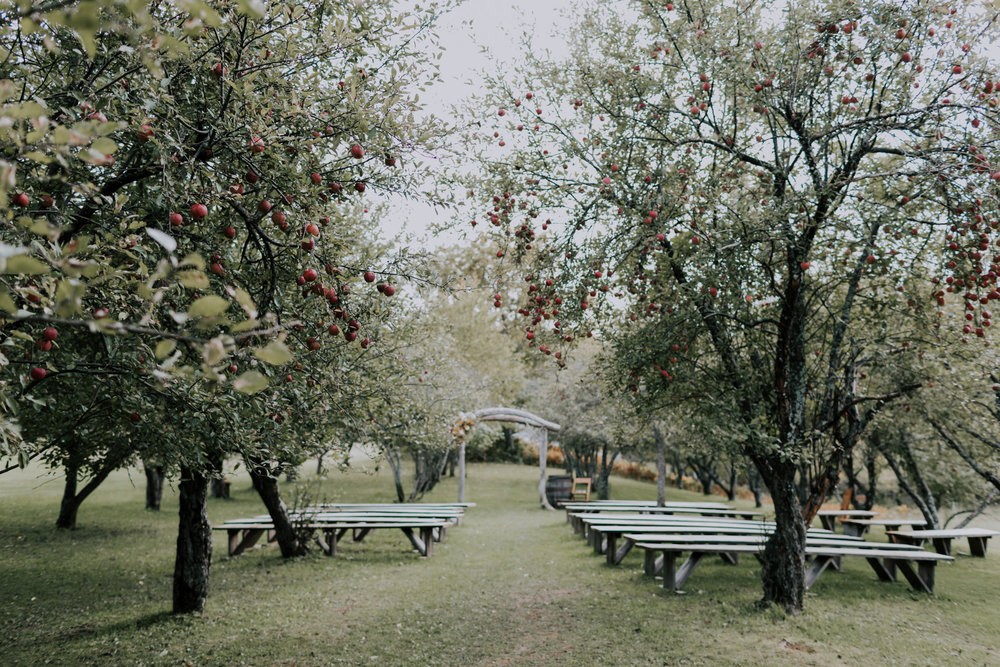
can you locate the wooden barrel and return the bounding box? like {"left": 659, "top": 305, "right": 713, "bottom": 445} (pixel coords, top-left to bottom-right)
{"left": 545, "top": 475, "right": 573, "bottom": 507}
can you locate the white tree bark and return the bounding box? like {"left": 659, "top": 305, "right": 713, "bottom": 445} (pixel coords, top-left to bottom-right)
{"left": 457, "top": 441, "right": 466, "bottom": 503}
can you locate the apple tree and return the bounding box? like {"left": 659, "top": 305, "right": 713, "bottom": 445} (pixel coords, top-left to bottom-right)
{"left": 1, "top": 0, "right": 448, "bottom": 612}
{"left": 462, "top": 0, "right": 1000, "bottom": 612}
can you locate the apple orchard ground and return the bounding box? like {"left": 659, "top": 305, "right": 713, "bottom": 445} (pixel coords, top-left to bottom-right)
{"left": 2, "top": 461, "right": 1000, "bottom": 665}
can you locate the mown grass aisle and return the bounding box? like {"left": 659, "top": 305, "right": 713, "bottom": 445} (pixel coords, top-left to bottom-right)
{"left": 2, "top": 462, "right": 999, "bottom": 665}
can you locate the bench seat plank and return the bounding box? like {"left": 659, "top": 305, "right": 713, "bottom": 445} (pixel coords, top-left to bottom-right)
{"left": 632, "top": 541, "right": 950, "bottom": 593}
{"left": 887, "top": 528, "right": 1000, "bottom": 557}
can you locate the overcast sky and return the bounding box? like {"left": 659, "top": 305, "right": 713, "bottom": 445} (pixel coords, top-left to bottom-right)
{"left": 380, "top": 1, "right": 575, "bottom": 246}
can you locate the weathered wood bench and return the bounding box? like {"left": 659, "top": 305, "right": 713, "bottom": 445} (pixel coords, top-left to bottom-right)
{"left": 215, "top": 518, "right": 453, "bottom": 558}
{"left": 632, "top": 540, "right": 952, "bottom": 593}
{"left": 569, "top": 511, "right": 766, "bottom": 536}
{"left": 887, "top": 527, "right": 1000, "bottom": 557}
{"left": 814, "top": 509, "right": 876, "bottom": 531}
{"left": 562, "top": 500, "right": 733, "bottom": 523}
{"left": 590, "top": 522, "right": 845, "bottom": 564}
{"left": 840, "top": 518, "right": 928, "bottom": 537}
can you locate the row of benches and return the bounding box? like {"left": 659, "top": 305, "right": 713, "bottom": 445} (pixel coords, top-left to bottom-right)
{"left": 215, "top": 503, "right": 474, "bottom": 558}
{"left": 564, "top": 501, "right": 956, "bottom": 594}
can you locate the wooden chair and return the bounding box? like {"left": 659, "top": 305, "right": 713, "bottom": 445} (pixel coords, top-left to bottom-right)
{"left": 571, "top": 477, "right": 591, "bottom": 502}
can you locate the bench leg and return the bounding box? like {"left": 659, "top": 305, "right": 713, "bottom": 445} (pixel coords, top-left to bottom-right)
{"left": 644, "top": 548, "right": 657, "bottom": 576}
{"left": 719, "top": 552, "right": 739, "bottom": 566}
{"left": 661, "top": 552, "right": 677, "bottom": 590}
{"left": 863, "top": 556, "right": 896, "bottom": 583}
{"left": 932, "top": 538, "right": 952, "bottom": 556}
{"left": 805, "top": 555, "right": 838, "bottom": 589}
{"left": 230, "top": 528, "right": 265, "bottom": 557}
{"left": 605, "top": 533, "right": 618, "bottom": 564}
{"left": 315, "top": 529, "right": 335, "bottom": 556}
{"left": 895, "top": 559, "right": 935, "bottom": 594}
{"left": 819, "top": 516, "right": 835, "bottom": 531}
{"left": 401, "top": 527, "right": 427, "bottom": 556}
{"left": 968, "top": 536, "right": 988, "bottom": 557}
{"left": 844, "top": 524, "right": 867, "bottom": 538}
{"left": 675, "top": 552, "right": 705, "bottom": 591}
{"left": 228, "top": 529, "right": 241, "bottom": 557}
{"left": 353, "top": 527, "right": 372, "bottom": 543}
{"left": 613, "top": 538, "right": 635, "bottom": 566}
{"left": 420, "top": 526, "right": 434, "bottom": 557}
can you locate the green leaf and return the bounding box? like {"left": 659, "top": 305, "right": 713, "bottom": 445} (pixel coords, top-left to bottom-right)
{"left": 178, "top": 270, "right": 210, "bottom": 289}
{"left": 155, "top": 339, "right": 176, "bottom": 359}
{"left": 53, "top": 279, "right": 86, "bottom": 317}
{"left": 3, "top": 255, "right": 49, "bottom": 275}
{"left": 254, "top": 340, "right": 293, "bottom": 366}
{"left": 179, "top": 253, "right": 205, "bottom": 270}
{"left": 237, "top": 0, "right": 266, "bottom": 18}
{"left": 233, "top": 370, "right": 269, "bottom": 394}
{"left": 187, "top": 295, "right": 229, "bottom": 318}
{"left": 231, "top": 319, "right": 260, "bottom": 333}
{"left": 91, "top": 137, "right": 118, "bottom": 155}
{"left": 233, "top": 288, "right": 257, "bottom": 318}
{"left": 0, "top": 287, "right": 15, "bottom": 313}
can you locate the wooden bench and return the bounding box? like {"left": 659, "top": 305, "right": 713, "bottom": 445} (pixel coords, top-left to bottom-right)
{"left": 814, "top": 509, "right": 876, "bottom": 531}
{"left": 562, "top": 500, "right": 731, "bottom": 522}
{"left": 585, "top": 521, "right": 842, "bottom": 564}
{"left": 569, "top": 510, "right": 765, "bottom": 535}
{"left": 215, "top": 518, "right": 453, "bottom": 558}
{"left": 632, "top": 540, "right": 952, "bottom": 593}
{"left": 840, "top": 518, "right": 928, "bottom": 537}
{"left": 887, "top": 527, "right": 1000, "bottom": 557}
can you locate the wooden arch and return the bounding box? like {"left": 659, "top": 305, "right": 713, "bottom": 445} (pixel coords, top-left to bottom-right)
{"left": 461, "top": 408, "right": 562, "bottom": 510}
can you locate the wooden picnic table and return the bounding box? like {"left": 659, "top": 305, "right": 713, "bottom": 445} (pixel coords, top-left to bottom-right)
{"left": 632, "top": 540, "right": 952, "bottom": 593}
{"left": 841, "top": 517, "right": 927, "bottom": 537}
{"left": 567, "top": 512, "right": 763, "bottom": 533}
{"left": 585, "top": 520, "right": 841, "bottom": 564}
{"left": 815, "top": 509, "right": 877, "bottom": 531}
{"left": 887, "top": 527, "right": 1000, "bottom": 557}
{"left": 215, "top": 517, "right": 453, "bottom": 558}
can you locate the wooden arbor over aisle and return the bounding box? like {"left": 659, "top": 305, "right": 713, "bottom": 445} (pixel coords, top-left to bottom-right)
{"left": 464, "top": 408, "right": 562, "bottom": 510}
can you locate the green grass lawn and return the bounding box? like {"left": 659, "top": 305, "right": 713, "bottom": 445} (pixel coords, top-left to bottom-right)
{"left": 2, "top": 460, "right": 998, "bottom": 666}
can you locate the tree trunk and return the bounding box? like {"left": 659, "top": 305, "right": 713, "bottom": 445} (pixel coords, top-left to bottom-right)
{"left": 56, "top": 461, "right": 80, "bottom": 529}
{"left": 210, "top": 478, "right": 226, "bottom": 499}
{"left": 654, "top": 425, "right": 667, "bottom": 507}
{"left": 457, "top": 442, "right": 466, "bottom": 503}
{"left": 249, "top": 467, "right": 307, "bottom": 557}
{"left": 316, "top": 452, "right": 325, "bottom": 476}
{"left": 57, "top": 451, "right": 123, "bottom": 529}
{"left": 144, "top": 461, "right": 165, "bottom": 511}
{"left": 503, "top": 427, "right": 514, "bottom": 458}
{"left": 173, "top": 467, "right": 211, "bottom": 614}
{"left": 757, "top": 460, "right": 806, "bottom": 614}
{"left": 209, "top": 455, "right": 226, "bottom": 498}
{"left": 386, "top": 448, "right": 406, "bottom": 503}
{"left": 747, "top": 463, "right": 764, "bottom": 508}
